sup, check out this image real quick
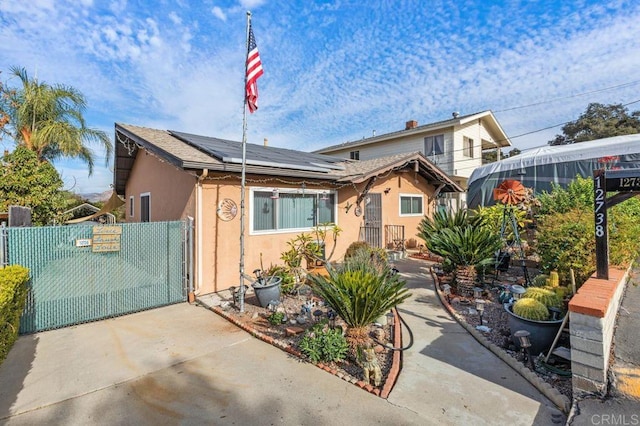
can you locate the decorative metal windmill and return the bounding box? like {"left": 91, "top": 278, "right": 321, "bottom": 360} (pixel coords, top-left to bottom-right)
{"left": 493, "top": 179, "right": 531, "bottom": 285}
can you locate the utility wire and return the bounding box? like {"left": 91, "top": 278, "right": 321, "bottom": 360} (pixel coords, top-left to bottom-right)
{"left": 494, "top": 80, "right": 640, "bottom": 113}
{"left": 417, "top": 95, "right": 640, "bottom": 170}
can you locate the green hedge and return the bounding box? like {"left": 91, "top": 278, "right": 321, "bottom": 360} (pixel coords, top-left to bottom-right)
{"left": 0, "top": 265, "right": 30, "bottom": 364}
{"left": 536, "top": 205, "right": 640, "bottom": 288}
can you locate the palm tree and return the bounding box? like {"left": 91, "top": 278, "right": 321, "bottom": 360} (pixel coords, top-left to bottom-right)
{"left": 0, "top": 67, "right": 111, "bottom": 175}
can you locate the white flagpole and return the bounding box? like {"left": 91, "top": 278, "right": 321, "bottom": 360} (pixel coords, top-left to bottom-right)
{"left": 238, "top": 11, "right": 251, "bottom": 313}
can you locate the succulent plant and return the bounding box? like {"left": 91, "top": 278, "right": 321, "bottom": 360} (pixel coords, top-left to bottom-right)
{"left": 553, "top": 286, "right": 571, "bottom": 299}
{"left": 523, "top": 287, "right": 562, "bottom": 308}
{"left": 513, "top": 298, "right": 549, "bottom": 321}
{"left": 547, "top": 270, "right": 560, "bottom": 287}
{"left": 532, "top": 274, "right": 549, "bottom": 287}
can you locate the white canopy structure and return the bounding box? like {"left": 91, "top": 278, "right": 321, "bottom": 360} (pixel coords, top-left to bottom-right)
{"left": 467, "top": 134, "right": 640, "bottom": 208}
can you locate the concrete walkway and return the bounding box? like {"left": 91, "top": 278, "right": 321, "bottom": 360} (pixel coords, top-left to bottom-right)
{"left": 0, "top": 257, "right": 564, "bottom": 425}
{"left": 387, "top": 257, "right": 564, "bottom": 425}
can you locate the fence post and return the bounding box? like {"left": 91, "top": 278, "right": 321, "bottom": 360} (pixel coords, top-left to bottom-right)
{"left": 186, "top": 217, "right": 195, "bottom": 302}
{"left": 0, "top": 222, "right": 7, "bottom": 268}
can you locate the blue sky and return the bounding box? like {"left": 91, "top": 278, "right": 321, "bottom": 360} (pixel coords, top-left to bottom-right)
{"left": 1, "top": 0, "right": 639, "bottom": 195}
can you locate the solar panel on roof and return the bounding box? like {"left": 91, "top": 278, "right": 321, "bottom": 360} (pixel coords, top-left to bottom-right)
{"left": 169, "top": 130, "right": 345, "bottom": 173}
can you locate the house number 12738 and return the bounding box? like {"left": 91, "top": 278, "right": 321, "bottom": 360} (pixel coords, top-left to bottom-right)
{"left": 618, "top": 177, "right": 640, "bottom": 189}
{"left": 594, "top": 178, "right": 606, "bottom": 238}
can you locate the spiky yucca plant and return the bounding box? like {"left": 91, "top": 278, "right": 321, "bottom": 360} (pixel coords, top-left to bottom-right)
{"left": 427, "top": 225, "right": 502, "bottom": 296}
{"left": 307, "top": 251, "right": 410, "bottom": 360}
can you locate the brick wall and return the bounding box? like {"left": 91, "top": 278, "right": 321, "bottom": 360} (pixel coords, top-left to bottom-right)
{"left": 569, "top": 267, "right": 630, "bottom": 396}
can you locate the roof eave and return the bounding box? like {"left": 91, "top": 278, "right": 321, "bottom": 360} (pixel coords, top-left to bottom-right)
{"left": 340, "top": 152, "right": 463, "bottom": 193}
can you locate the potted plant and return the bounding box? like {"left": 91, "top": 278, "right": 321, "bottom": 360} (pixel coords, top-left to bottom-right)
{"left": 504, "top": 287, "right": 565, "bottom": 355}
{"left": 251, "top": 267, "right": 283, "bottom": 308}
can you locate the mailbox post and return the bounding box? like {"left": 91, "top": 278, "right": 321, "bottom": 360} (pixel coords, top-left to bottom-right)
{"left": 593, "top": 168, "right": 640, "bottom": 279}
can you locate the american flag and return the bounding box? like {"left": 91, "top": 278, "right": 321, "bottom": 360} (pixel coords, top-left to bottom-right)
{"left": 246, "top": 23, "right": 263, "bottom": 113}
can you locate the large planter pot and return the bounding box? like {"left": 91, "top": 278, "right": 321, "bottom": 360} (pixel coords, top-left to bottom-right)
{"left": 504, "top": 303, "right": 565, "bottom": 356}
{"left": 252, "top": 277, "right": 282, "bottom": 308}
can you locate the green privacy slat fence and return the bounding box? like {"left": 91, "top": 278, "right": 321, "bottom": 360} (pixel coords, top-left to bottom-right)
{"left": 7, "top": 221, "right": 187, "bottom": 334}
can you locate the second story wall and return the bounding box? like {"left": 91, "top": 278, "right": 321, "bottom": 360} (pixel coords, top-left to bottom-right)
{"left": 325, "top": 131, "right": 456, "bottom": 176}
{"left": 452, "top": 120, "right": 485, "bottom": 182}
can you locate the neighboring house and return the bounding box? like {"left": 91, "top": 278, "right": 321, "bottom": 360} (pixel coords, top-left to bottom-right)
{"left": 467, "top": 133, "right": 640, "bottom": 208}
{"left": 62, "top": 203, "right": 116, "bottom": 225}
{"left": 114, "top": 124, "right": 462, "bottom": 295}
{"left": 314, "top": 111, "right": 511, "bottom": 210}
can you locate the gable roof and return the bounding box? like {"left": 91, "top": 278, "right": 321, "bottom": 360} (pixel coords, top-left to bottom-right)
{"left": 314, "top": 110, "right": 511, "bottom": 154}
{"left": 114, "top": 123, "right": 463, "bottom": 195}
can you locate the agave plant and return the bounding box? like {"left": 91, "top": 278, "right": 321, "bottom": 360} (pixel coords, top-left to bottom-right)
{"left": 307, "top": 252, "right": 410, "bottom": 360}
{"left": 428, "top": 224, "right": 501, "bottom": 296}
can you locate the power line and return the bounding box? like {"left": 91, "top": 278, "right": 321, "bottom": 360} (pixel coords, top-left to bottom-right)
{"left": 505, "top": 98, "right": 640, "bottom": 143}
{"left": 418, "top": 97, "right": 640, "bottom": 170}
{"left": 494, "top": 80, "right": 640, "bottom": 113}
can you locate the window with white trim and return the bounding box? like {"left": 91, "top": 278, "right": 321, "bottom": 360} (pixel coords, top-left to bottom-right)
{"left": 140, "top": 193, "right": 150, "bottom": 222}
{"left": 399, "top": 194, "right": 423, "bottom": 216}
{"left": 463, "top": 136, "right": 474, "bottom": 158}
{"left": 350, "top": 150, "right": 360, "bottom": 160}
{"left": 129, "top": 196, "right": 134, "bottom": 217}
{"left": 424, "top": 134, "right": 444, "bottom": 156}
{"left": 251, "top": 189, "right": 336, "bottom": 233}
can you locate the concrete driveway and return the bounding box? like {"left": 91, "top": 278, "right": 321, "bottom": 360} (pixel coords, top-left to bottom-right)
{"left": 0, "top": 258, "right": 564, "bottom": 425}
{"left": 0, "top": 303, "right": 425, "bottom": 425}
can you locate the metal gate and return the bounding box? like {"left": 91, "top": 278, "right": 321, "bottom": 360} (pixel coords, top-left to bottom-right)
{"left": 4, "top": 220, "right": 190, "bottom": 334}
{"left": 360, "top": 193, "right": 382, "bottom": 248}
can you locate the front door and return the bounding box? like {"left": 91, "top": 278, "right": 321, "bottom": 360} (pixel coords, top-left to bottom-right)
{"left": 362, "top": 193, "right": 382, "bottom": 248}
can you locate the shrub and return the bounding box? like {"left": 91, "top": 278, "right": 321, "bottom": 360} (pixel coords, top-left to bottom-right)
{"left": 267, "top": 311, "right": 285, "bottom": 325}
{"left": 536, "top": 202, "right": 640, "bottom": 288}
{"left": 473, "top": 204, "right": 529, "bottom": 242}
{"left": 344, "top": 241, "right": 370, "bottom": 259}
{"left": 522, "top": 287, "right": 562, "bottom": 309}
{"left": 535, "top": 175, "right": 640, "bottom": 287}
{"left": 0, "top": 265, "right": 30, "bottom": 364}
{"left": 299, "top": 320, "right": 348, "bottom": 363}
{"left": 513, "top": 298, "right": 549, "bottom": 321}
{"left": 535, "top": 175, "right": 593, "bottom": 216}
{"left": 535, "top": 207, "right": 595, "bottom": 287}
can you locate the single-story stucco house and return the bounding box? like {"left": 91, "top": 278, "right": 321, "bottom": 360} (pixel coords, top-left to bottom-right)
{"left": 113, "top": 124, "right": 462, "bottom": 296}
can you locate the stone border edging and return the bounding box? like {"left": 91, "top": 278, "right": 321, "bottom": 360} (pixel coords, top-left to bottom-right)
{"left": 429, "top": 268, "right": 571, "bottom": 413}
{"left": 206, "top": 303, "right": 403, "bottom": 399}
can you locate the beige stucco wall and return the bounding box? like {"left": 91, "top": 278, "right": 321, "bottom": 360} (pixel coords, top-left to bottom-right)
{"left": 125, "top": 150, "right": 196, "bottom": 222}
{"left": 123, "top": 149, "right": 441, "bottom": 295}
{"left": 198, "top": 171, "right": 437, "bottom": 294}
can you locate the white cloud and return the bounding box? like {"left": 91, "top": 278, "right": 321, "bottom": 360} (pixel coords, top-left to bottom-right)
{"left": 168, "top": 11, "right": 182, "bottom": 25}
{"left": 239, "top": 0, "right": 265, "bottom": 9}
{"left": 2, "top": 0, "right": 640, "bottom": 194}
{"left": 211, "top": 6, "right": 226, "bottom": 21}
